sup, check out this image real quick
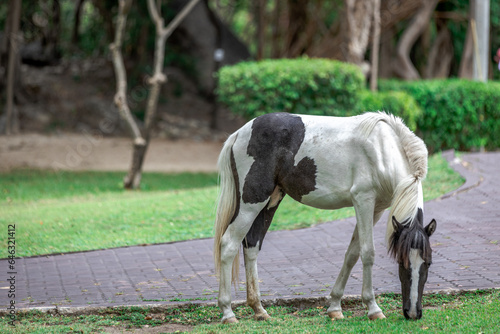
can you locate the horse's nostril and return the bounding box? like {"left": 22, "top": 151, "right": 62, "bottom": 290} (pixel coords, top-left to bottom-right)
{"left": 417, "top": 309, "right": 423, "bottom": 319}
{"left": 403, "top": 309, "right": 410, "bottom": 320}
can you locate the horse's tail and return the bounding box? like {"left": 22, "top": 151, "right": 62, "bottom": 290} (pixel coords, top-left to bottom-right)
{"left": 214, "top": 132, "right": 239, "bottom": 284}
{"left": 359, "top": 112, "right": 428, "bottom": 242}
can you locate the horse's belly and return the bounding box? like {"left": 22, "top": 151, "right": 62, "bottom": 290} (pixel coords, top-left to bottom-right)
{"left": 298, "top": 187, "right": 352, "bottom": 210}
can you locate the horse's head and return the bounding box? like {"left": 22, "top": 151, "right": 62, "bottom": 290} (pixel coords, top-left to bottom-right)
{"left": 389, "top": 214, "right": 437, "bottom": 320}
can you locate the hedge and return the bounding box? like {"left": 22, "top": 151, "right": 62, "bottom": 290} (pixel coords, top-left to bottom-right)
{"left": 217, "top": 58, "right": 420, "bottom": 129}
{"left": 217, "top": 58, "right": 364, "bottom": 118}
{"left": 357, "top": 90, "right": 422, "bottom": 131}
{"left": 379, "top": 79, "right": 500, "bottom": 152}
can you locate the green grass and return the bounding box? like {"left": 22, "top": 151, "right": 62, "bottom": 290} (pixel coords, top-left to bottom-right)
{"left": 0, "top": 153, "right": 464, "bottom": 258}
{"left": 1, "top": 289, "right": 498, "bottom": 333}
{"left": 0, "top": 170, "right": 219, "bottom": 201}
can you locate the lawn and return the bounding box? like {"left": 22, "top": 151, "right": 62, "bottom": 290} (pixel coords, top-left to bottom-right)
{"left": 1, "top": 289, "right": 498, "bottom": 333}
{"left": 0, "top": 153, "right": 463, "bottom": 258}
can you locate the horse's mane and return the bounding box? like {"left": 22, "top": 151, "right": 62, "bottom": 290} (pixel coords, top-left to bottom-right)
{"left": 357, "top": 112, "right": 428, "bottom": 244}
{"left": 358, "top": 112, "right": 427, "bottom": 181}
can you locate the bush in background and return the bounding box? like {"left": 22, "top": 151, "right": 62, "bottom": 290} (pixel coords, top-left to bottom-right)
{"left": 379, "top": 79, "right": 500, "bottom": 152}
{"left": 217, "top": 58, "right": 364, "bottom": 118}
{"left": 357, "top": 90, "right": 422, "bottom": 131}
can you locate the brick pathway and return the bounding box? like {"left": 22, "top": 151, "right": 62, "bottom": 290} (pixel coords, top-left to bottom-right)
{"left": 1, "top": 151, "right": 499, "bottom": 312}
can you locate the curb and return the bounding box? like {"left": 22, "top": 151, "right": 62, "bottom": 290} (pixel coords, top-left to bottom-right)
{"left": 4, "top": 287, "right": 499, "bottom": 317}
{"left": 439, "top": 150, "right": 482, "bottom": 199}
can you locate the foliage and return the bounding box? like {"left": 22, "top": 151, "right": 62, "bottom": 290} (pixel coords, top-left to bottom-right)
{"left": 379, "top": 79, "right": 500, "bottom": 152}
{"left": 357, "top": 90, "right": 422, "bottom": 131}
{"left": 217, "top": 58, "right": 365, "bottom": 119}
{"left": 59, "top": 0, "right": 111, "bottom": 56}
{"left": 2, "top": 289, "right": 499, "bottom": 333}
{"left": 0, "top": 154, "right": 462, "bottom": 258}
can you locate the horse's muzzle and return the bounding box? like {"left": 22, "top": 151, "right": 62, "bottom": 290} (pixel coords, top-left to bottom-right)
{"left": 403, "top": 308, "right": 422, "bottom": 320}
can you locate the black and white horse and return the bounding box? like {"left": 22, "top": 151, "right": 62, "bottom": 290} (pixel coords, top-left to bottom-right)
{"left": 214, "top": 112, "right": 437, "bottom": 323}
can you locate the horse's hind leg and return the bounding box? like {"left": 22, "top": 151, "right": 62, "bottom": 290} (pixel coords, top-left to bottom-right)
{"left": 244, "top": 246, "right": 269, "bottom": 321}
{"left": 218, "top": 200, "right": 270, "bottom": 323}
{"left": 243, "top": 187, "right": 284, "bottom": 320}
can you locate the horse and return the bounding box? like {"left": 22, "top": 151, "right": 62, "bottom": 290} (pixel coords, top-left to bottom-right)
{"left": 213, "top": 112, "right": 437, "bottom": 323}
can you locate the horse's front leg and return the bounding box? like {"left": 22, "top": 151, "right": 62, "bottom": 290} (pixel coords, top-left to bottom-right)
{"left": 218, "top": 201, "right": 269, "bottom": 324}
{"left": 327, "top": 225, "right": 360, "bottom": 320}
{"left": 352, "top": 192, "right": 385, "bottom": 320}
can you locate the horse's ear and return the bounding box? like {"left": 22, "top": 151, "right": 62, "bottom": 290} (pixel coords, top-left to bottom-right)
{"left": 425, "top": 219, "right": 437, "bottom": 237}
{"left": 392, "top": 216, "right": 403, "bottom": 233}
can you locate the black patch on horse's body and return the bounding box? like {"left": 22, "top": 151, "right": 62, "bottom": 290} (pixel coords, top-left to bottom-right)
{"left": 243, "top": 198, "right": 283, "bottom": 249}
{"left": 242, "top": 113, "right": 317, "bottom": 204}
{"left": 229, "top": 147, "right": 241, "bottom": 225}
{"left": 239, "top": 113, "right": 317, "bottom": 249}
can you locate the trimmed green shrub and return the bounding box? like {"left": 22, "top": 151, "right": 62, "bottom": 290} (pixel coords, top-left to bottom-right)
{"left": 217, "top": 58, "right": 365, "bottom": 119}
{"left": 379, "top": 79, "right": 500, "bottom": 152}
{"left": 357, "top": 90, "right": 422, "bottom": 131}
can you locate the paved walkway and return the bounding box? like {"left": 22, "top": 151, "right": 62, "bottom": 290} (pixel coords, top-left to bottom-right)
{"left": 1, "top": 151, "right": 499, "bottom": 312}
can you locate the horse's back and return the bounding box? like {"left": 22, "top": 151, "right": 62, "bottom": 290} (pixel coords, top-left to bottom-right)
{"left": 229, "top": 112, "right": 412, "bottom": 210}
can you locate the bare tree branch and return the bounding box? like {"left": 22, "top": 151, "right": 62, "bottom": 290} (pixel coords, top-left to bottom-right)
{"left": 110, "top": 0, "right": 144, "bottom": 142}
{"left": 149, "top": 0, "right": 202, "bottom": 40}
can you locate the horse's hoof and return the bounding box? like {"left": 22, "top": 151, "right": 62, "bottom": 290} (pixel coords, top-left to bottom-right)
{"left": 254, "top": 313, "right": 271, "bottom": 321}
{"left": 368, "top": 312, "right": 386, "bottom": 320}
{"left": 222, "top": 317, "right": 239, "bottom": 324}
{"left": 328, "top": 311, "right": 344, "bottom": 320}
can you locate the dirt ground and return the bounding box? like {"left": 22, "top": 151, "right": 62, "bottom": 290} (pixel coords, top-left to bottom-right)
{"left": 102, "top": 323, "right": 193, "bottom": 333}
{"left": 0, "top": 133, "right": 224, "bottom": 173}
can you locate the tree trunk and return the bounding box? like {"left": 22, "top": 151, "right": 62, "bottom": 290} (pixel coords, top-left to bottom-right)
{"left": 255, "top": 0, "right": 266, "bottom": 59}
{"left": 459, "top": 21, "right": 474, "bottom": 78}
{"left": 5, "top": 0, "right": 21, "bottom": 135}
{"left": 206, "top": 0, "right": 223, "bottom": 129}
{"left": 46, "top": 0, "right": 61, "bottom": 60}
{"left": 271, "top": 0, "right": 283, "bottom": 58}
{"left": 285, "top": 0, "right": 309, "bottom": 57}
{"left": 425, "top": 21, "right": 453, "bottom": 78}
{"left": 472, "top": 0, "right": 489, "bottom": 82}
{"left": 342, "top": 0, "right": 374, "bottom": 68}
{"left": 370, "top": 0, "right": 381, "bottom": 91}
{"left": 92, "top": 0, "right": 116, "bottom": 44}
{"left": 118, "top": 0, "right": 201, "bottom": 189}
{"left": 1, "top": 1, "right": 13, "bottom": 69}
{"left": 110, "top": 0, "right": 147, "bottom": 189}
{"left": 72, "top": 0, "right": 86, "bottom": 46}
{"left": 393, "top": 0, "right": 439, "bottom": 80}
{"left": 378, "top": 28, "right": 396, "bottom": 78}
